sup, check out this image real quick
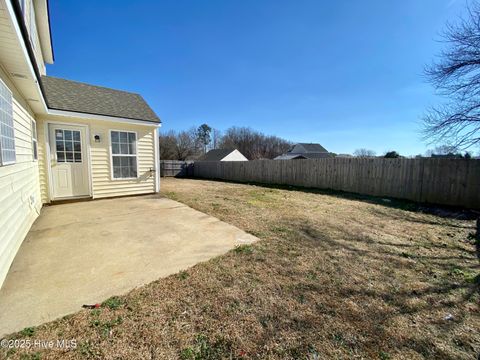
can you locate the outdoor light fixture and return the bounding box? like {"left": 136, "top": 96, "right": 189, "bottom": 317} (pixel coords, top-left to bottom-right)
{"left": 94, "top": 134, "right": 101, "bottom": 142}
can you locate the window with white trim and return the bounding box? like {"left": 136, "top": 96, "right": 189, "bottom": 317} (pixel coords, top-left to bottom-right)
{"left": 32, "top": 120, "right": 37, "bottom": 160}
{"left": 0, "top": 79, "right": 16, "bottom": 166}
{"left": 111, "top": 131, "right": 137, "bottom": 179}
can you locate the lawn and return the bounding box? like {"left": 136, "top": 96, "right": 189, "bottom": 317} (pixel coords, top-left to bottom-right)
{"left": 1, "top": 178, "right": 479, "bottom": 360}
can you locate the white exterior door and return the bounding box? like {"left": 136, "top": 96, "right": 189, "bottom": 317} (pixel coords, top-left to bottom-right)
{"left": 49, "top": 124, "right": 90, "bottom": 199}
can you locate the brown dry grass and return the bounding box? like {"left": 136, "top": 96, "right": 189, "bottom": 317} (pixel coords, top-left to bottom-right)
{"left": 1, "top": 178, "right": 479, "bottom": 360}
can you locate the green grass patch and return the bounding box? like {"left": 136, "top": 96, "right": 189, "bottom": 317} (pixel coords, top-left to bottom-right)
{"left": 19, "top": 327, "right": 35, "bottom": 337}
{"left": 180, "top": 334, "right": 234, "bottom": 360}
{"left": 234, "top": 244, "right": 254, "bottom": 255}
{"left": 179, "top": 270, "right": 189, "bottom": 280}
{"left": 101, "top": 296, "right": 124, "bottom": 310}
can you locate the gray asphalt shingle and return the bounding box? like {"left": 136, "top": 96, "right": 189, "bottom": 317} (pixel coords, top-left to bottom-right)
{"left": 41, "top": 76, "right": 160, "bottom": 123}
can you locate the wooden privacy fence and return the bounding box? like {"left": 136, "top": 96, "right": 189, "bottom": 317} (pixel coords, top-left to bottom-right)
{"left": 193, "top": 158, "right": 480, "bottom": 209}
{"left": 160, "top": 160, "right": 194, "bottom": 177}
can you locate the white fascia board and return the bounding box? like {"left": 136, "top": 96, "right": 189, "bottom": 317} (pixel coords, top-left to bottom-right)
{"left": 34, "top": 0, "right": 54, "bottom": 64}
{"left": 4, "top": 0, "right": 48, "bottom": 113}
{"left": 47, "top": 109, "right": 160, "bottom": 127}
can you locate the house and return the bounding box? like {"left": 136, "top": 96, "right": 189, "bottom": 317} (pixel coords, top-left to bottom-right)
{"left": 202, "top": 148, "right": 248, "bottom": 161}
{"left": 0, "top": 0, "right": 160, "bottom": 288}
{"left": 431, "top": 153, "right": 464, "bottom": 159}
{"left": 274, "top": 143, "right": 333, "bottom": 160}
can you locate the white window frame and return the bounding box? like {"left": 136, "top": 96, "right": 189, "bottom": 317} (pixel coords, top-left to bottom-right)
{"left": 31, "top": 119, "right": 38, "bottom": 161}
{"left": 0, "top": 78, "right": 16, "bottom": 166}
{"left": 109, "top": 129, "right": 139, "bottom": 180}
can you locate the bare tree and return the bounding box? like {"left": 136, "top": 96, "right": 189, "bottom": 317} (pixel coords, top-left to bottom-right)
{"left": 219, "top": 127, "right": 291, "bottom": 159}
{"left": 353, "top": 148, "right": 376, "bottom": 158}
{"left": 210, "top": 128, "right": 222, "bottom": 150}
{"left": 159, "top": 128, "right": 201, "bottom": 160}
{"left": 424, "top": 145, "right": 457, "bottom": 157}
{"left": 423, "top": 1, "right": 480, "bottom": 150}
{"left": 158, "top": 130, "right": 177, "bottom": 160}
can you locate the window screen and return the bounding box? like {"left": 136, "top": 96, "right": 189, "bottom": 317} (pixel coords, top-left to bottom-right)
{"left": 0, "top": 80, "right": 15, "bottom": 166}
{"left": 111, "top": 131, "right": 137, "bottom": 179}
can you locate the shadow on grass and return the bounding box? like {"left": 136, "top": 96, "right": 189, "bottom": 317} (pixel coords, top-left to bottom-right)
{"left": 283, "top": 218, "right": 479, "bottom": 357}
{"left": 183, "top": 177, "right": 479, "bottom": 221}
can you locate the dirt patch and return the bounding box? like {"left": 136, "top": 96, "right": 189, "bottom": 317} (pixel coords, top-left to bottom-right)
{"left": 2, "top": 178, "right": 478, "bottom": 360}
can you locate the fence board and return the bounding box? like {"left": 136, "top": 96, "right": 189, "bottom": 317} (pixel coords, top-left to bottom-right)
{"left": 160, "top": 160, "right": 194, "bottom": 177}
{"left": 193, "top": 159, "right": 480, "bottom": 209}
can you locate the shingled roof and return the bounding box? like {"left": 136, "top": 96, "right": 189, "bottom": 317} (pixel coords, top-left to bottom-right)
{"left": 202, "top": 149, "right": 236, "bottom": 161}
{"left": 295, "top": 143, "right": 328, "bottom": 153}
{"left": 41, "top": 76, "right": 160, "bottom": 123}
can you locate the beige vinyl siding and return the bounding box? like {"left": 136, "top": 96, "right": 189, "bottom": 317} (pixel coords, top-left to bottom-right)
{"left": 37, "top": 115, "right": 156, "bottom": 201}
{"left": 0, "top": 68, "right": 41, "bottom": 288}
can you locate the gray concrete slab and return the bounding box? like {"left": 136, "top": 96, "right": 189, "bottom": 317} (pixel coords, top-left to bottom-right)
{"left": 0, "top": 195, "right": 257, "bottom": 336}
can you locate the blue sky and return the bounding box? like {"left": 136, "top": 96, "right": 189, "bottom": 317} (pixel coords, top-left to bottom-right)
{"left": 47, "top": 0, "right": 468, "bottom": 156}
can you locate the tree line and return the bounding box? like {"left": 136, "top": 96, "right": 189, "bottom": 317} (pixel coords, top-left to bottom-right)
{"left": 159, "top": 124, "right": 292, "bottom": 160}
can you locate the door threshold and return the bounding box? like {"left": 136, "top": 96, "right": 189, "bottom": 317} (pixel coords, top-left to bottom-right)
{"left": 49, "top": 196, "right": 93, "bottom": 205}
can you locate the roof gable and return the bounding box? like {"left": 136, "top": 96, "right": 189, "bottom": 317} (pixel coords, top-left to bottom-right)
{"left": 291, "top": 143, "right": 328, "bottom": 153}
{"left": 202, "top": 149, "right": 236, "bottom": 161}
{"left": 41, "top": 76, "right": 160, "bottom": 123}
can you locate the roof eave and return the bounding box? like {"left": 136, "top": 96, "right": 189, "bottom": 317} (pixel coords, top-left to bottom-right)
{"left": 46, "top": 108, "right": 161, "bottom": 126}
{"left": 33, "top": 0, "right": 54, "bottom": 64}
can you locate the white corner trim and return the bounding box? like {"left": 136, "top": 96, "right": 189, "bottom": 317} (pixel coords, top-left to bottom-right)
{"left": 47, "top": 109, "right": 160, "bottom": 127}
{"left": 153, "top": 127, "right": 159, "bottom": 192}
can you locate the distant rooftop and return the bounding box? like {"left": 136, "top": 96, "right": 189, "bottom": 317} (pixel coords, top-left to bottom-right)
{"left": 294, "top": 143, "right": 328, "bottom": 153}
{"left": 202, "top": 149, "right": 236, "bottom": 161}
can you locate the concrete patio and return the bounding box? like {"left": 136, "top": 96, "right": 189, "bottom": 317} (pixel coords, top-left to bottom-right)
{"left": 0, "top": 195, "right": 257, "bottom": 336}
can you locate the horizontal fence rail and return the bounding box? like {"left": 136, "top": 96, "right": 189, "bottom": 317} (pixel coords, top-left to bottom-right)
{"left": 193, "top": 158, "right": 480, "bottom": 209}
{"left": 160, "top": 160, "right": 194, "bottom": 177}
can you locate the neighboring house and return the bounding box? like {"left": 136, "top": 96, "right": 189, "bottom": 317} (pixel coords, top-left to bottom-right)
{"left": 274, "top": 143, "right": 333, "bottom": 160}
{"left": 202, "top": 149, "right": 248, "bottom": 161}
{"left": 336, "top": 153, "right": 353, "bottom": 158}
{"left": 0, "top": 0, "right": 160, "bottom": 288}
{"left": 431, "top": 153, "right": 463, "bottom": 159}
